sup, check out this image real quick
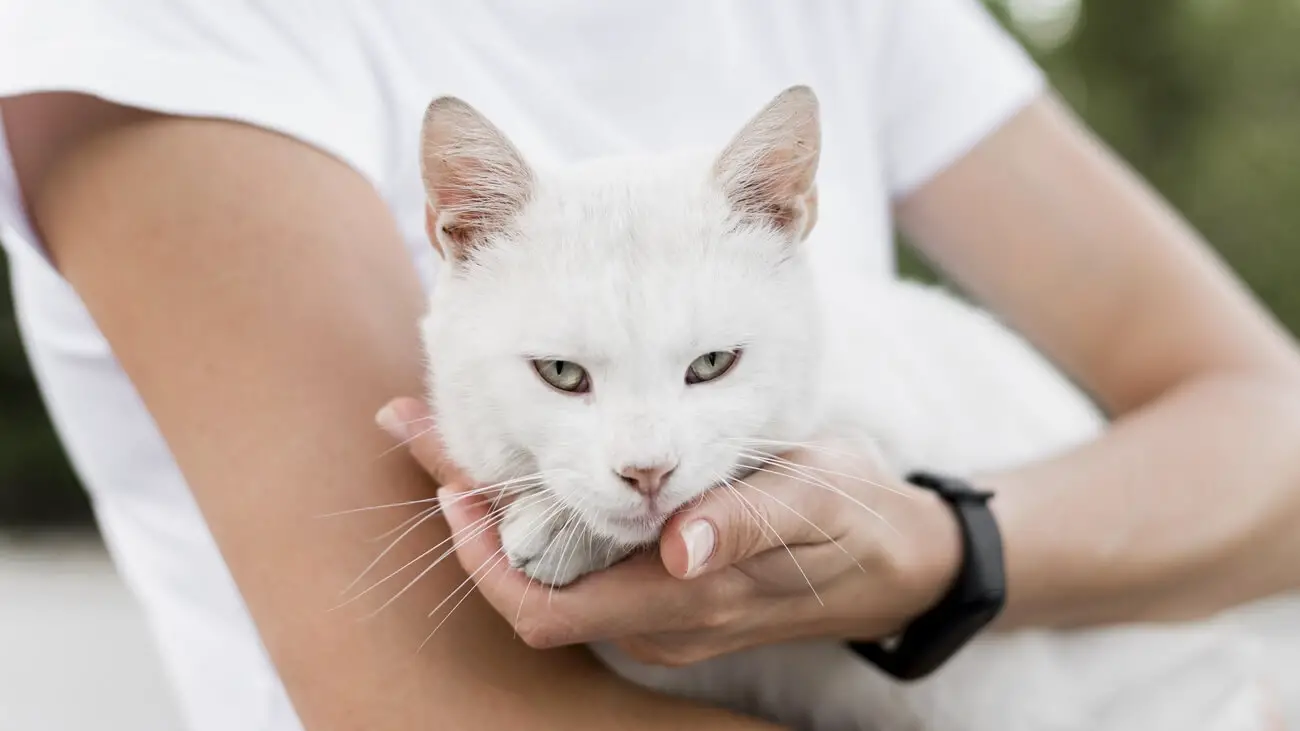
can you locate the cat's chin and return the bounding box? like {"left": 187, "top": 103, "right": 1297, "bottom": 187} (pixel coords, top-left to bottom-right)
{"left": 592, "top": 513, "right": 670, "bottom": 547}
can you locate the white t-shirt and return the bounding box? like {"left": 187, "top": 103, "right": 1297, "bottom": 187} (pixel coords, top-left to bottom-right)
{"left": 0, "top": 3, "right": 1044, "bottom": 729}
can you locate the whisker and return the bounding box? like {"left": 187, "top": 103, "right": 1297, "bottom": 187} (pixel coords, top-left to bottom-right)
{"left": 715, "top": 474, "right": 823, "bottom": 605}
{"left": 339, "top": 509, "right": 503, "bottom": 616}
{"left": 510, "top": 494, "right": 574, "bottom": 633}
{"left": 545, "top": 508, "right": 586, "bottom": 604}
{"left": 339, "top": 504, "right": 446, "bottom": 598}
{"left": 440, "top": 472, "right": 564, "bottom": 500}
{"left": 376, "top": 423, "right": 441, "bottom": 459}
{"left": 317, "top": 472, "right": 555, "bottom": 519}
{"left": 732, "top": 478, "right": 865, "bottom": 573}
{"left": 717, "top": 480, "right": 771, "bottom": 545}
{"left": 336, "top": 490, "right": 555, "bottom": 610}
{"left": 317, "top": 495, "right": 442, "bottom": 519}
{"left": 420, "top": 543, "right": 516, "bottom": 652}
{"left": 601, "top": 534, "right": 620, "bottom": 567}
{"left": 741, "top": 462, "right": 900, "bottom": 538}
{"left": 512, "top": 571, "right": 539, "bottom": 634}
{"left": 367, "top": 504, "right": 439, "bottom": 544}
{"left": 422, "top": 498, "right": 571, "bottom": 649}
{"left": 735, "top": 447, "right": 913, "bottom": 500}
{"left": 348, "top": 490, "right": 557, "bottom": 618}
{"left": 726, "top": 436, "right": 876, "bottom": 458}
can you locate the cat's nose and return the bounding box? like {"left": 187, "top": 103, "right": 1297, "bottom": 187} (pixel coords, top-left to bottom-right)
{"left": 615, "top": 463, "right": 677, "bottom": 497}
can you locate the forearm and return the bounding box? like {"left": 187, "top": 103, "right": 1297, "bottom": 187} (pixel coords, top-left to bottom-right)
{"left": 984, "top": 372, "right": 1300, "bottom": 629}
{"left": 895, "top": 96, "right": 1300, "bottom": 631}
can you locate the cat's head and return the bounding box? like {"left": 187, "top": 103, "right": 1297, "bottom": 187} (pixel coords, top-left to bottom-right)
{"left": 419, "top": 86, "right": 826, "bottom": 546}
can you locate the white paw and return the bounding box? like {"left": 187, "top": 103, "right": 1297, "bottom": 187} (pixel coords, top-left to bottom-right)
{"left": 499, "top": 495, "right": 624, "bottom": 587}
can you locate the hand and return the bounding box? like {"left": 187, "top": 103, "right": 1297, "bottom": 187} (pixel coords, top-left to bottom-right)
{"left": 377, "top": 397, "right": 963, "bottom": 666}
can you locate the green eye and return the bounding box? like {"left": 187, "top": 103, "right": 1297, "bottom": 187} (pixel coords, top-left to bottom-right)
{"left": 532, "top": 359, "right": 591, "bottom": 394}
{"left": 686, "top": 350, "right": 739, "bottom": 385}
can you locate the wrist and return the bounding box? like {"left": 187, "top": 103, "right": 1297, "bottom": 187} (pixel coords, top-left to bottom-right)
{"left": 892, "top": 480, "right": 964, "bottom": 627}
{"left": 849, "top": 472, "right": 1007, "bottom": 680}
{"left": 973, "top": 470, "right": 1050, "bottom": 630}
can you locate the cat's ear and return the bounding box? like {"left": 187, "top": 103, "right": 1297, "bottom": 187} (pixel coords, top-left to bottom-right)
{"left": 420, "top": 96, "right": 534, "bottom": 262}
{"left": 713, "top": 85, "right": 821, "bottom": 242}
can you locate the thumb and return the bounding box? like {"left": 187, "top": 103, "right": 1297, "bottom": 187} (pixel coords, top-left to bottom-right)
{"left": 660, "top": 478, "right": 824, "bottom": 579}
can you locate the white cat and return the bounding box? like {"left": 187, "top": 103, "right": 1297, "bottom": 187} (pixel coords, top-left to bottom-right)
{"left": 416, "top": 87, "right": 1274, "bottom": 731}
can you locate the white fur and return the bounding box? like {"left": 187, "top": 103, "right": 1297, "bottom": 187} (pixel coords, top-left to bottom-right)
{"left": 418, "top": 89, "right": 1277, "bottom": 730}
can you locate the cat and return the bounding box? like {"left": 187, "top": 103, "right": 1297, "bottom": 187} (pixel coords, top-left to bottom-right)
{"left": 416, "top": 86, "right": 1274, "bottom": 731}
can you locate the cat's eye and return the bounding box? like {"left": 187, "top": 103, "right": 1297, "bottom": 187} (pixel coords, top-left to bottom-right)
{"left": 686, "top": 350, "right": 740, "bottom": 385}
{"left": 532, "top": 359, "right": 591, "bottom": 394}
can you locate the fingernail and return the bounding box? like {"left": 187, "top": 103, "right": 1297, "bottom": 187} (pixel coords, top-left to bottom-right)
{"left": 681, "top": 520, "right": 716, "bottom": 578}
{"left": 375, "top": 404, "right": 408, "bottom": 441}
{"left": 436, "top": 487, "right": 455, "bottom": 514}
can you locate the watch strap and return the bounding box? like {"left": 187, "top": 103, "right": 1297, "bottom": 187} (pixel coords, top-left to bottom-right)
{"left": 846, "top": 471, "right": 1006, "bottom": 681}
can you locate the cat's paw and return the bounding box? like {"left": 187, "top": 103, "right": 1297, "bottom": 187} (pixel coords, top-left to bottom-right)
{"left": 499, "top": 495, "right": 618, "bottom": 587}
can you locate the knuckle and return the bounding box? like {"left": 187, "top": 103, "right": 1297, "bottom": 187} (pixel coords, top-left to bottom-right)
{"left": 726, "top": 517, "right": 765, "bottom": 561}
{"left": 747, "top": 513, "right": 779, "bottom": 555}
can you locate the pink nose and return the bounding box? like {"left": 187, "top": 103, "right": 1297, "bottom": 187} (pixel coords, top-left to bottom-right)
{"left": 616, "top": 463, "right": 677, "bottom": 497}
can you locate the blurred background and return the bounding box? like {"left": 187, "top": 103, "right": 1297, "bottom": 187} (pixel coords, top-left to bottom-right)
{"left": 1, "top": 1, "right": 1297, "bottom": 729}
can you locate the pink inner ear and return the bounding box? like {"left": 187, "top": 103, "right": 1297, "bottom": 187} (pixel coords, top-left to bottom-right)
{"left": 428, "top": 155, "right": 522, "bottom": 259}
{"left": 714, "top": 87, "right": 820, "bottom": 237}
{"left": 424, "top": 206, "right": 446, "bottom": 259}
{"left": 430, "top": 155, "right": 484, "bottom": 214}
{"left": 728, "top": 145, "right": 817, "bottom": 233}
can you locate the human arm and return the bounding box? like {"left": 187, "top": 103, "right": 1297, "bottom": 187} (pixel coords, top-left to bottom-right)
{"left": 3, "top": 92, "right": 781, "bottom": 729}
{"left": 897, "top": 92, "right": 1300, "bottom": 628}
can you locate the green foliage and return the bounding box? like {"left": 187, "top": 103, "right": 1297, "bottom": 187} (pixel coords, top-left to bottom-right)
{"left": 906, "top": 0, "right": 1300, "bottom": 330}
{"left": 1035, "top": 0, "right": 1300, "bottom": 332}
{"left": 2, "top": 1, "right": 1299, "bottom": 525}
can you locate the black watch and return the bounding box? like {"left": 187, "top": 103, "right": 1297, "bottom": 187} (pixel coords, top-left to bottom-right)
{"left": 846, "top": 471, "right": 1006, "bottom": 681}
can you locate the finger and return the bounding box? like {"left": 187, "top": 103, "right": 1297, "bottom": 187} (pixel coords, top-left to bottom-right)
{"left": 661, "top": 469, "right": 836, "bottom": 579}
{"left": 511, "top": 554, "right": 707, "bottom": 646}
{"left": 375, "top": 397, "right": 470, "bottom": 486}
{"left": 438, "top": 494, "right": 723, "bottom": 647}
{"left": 434, "top": 483, "right": 543, "bottom": 620}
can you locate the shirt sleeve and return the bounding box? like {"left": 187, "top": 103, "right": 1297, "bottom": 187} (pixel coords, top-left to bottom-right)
{"left": 0, "top": 0, "right": 382, "bottom": 264}
{"left": 877, "top": 0, "right": 1047, "bottom": 197}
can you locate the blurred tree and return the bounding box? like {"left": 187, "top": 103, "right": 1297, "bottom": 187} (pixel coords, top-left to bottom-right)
{"left": 1046, "top": 0, "right": 1300, "bottom": 329}
{"left": 905, "top": 0, "right": 1300, "bottom": 341}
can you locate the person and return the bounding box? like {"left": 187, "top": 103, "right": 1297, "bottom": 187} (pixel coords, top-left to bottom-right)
{"left": 2, "top": 1, "right": 1298, "bottom": 729}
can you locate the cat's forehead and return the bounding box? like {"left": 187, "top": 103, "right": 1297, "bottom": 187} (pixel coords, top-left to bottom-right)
{"left": 504, "top": 154, "right": 789, "bottom": 274}
{"left": 451, "top": 153, "right": 797, "bottom": 356}
{"left": 522, "top": 155, "right": 731, "bottom": 258}
{"left": 500, "top": 237, "right": 772, "bottom": 358}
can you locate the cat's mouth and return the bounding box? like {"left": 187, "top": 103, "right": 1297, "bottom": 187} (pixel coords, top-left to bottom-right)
{"left": 603, "top": 462, "right": 757, "bottom": 535}
{"left": 608, "top": 511, "right": 671, "bottom": 530}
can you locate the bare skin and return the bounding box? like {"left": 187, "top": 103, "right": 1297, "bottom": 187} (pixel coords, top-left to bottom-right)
{"left": 909, "top": 93, "right": 1300, "bottom": 629}
{"left": 380, "top": 93, "right": 1300, "bottom": 670}
{"left": 3, "top": 92, "right": 781, "bottom": 730}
